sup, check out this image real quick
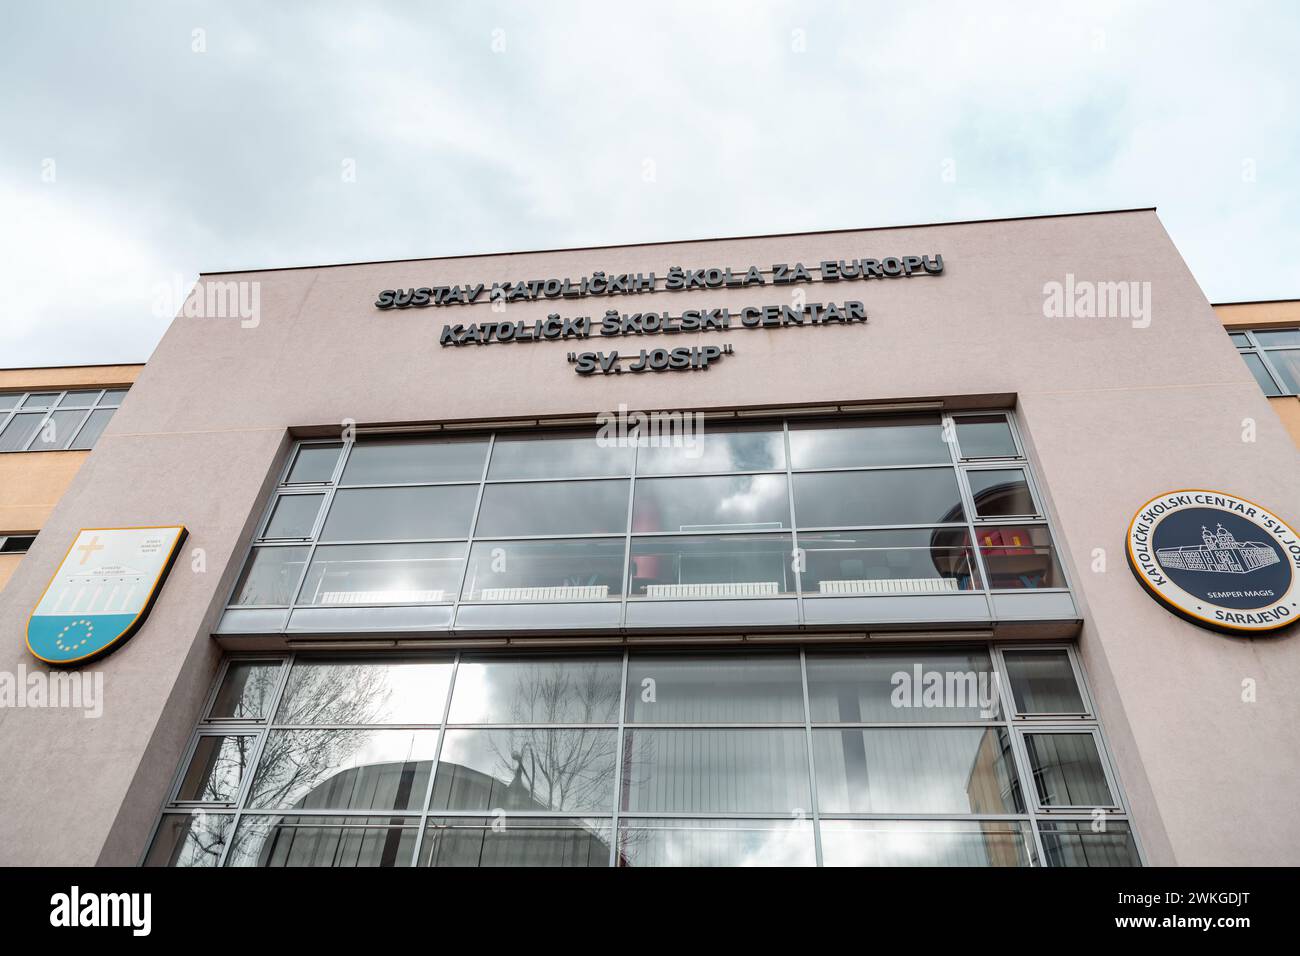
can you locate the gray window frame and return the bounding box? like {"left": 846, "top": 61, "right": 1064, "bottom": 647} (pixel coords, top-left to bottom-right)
{"left": 225, "top": 410, "right": 1073, "bottom": 615}
{"left": 1232, "top": 327, "right": 1300, "bottom": 396}
{"left": 143, "top": 642, "right": 1142, "bottom": 868}
{"left": 0, "top": 387, "right": 127, "bottom": 453}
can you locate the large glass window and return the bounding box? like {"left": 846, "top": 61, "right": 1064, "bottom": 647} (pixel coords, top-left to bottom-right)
{"left": 0, "top": 387, "right": 126, "bottom": 453}
{"left": 475, "top": 480, "right": 629, "bottom": 537}
{"left": 152, "top": 645, "right": 1134, "bottom": 867}
{"left": 226, "top": 411, "right": 1067, "bottom": 611}
{"left": 1232, "top": 327, "right": 1300, "bottom": 396}
{"left": 462, "top": 538, "right": 625, "bottom": 601}
{"left": 788, "top": 416, "right": 948, "bottom": 468}
{"left": 297, "top": 543, "right": 466, "bottom": 605}
{"left": 793, "top": 469, "right": 964, "bottom": 527}
{"left": 321, "top": 486, "right": 477, "bottom": 541}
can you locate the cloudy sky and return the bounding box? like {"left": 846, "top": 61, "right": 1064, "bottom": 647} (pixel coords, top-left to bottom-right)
{"left": 1, "top": 0, "right": 1297, "bottom": 367}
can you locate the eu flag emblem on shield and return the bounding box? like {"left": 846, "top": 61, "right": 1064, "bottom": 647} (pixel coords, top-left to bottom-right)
{"left": 27, "top": 526, "right": 186, "bottom": 666}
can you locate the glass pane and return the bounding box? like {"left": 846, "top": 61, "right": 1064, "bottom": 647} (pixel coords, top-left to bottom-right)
{"left": 488, "top": 432, "right": 633, "bottom": 479}
{"left": 226, "top": 815, "right": 418, "bottom": 867}
{"left": 475, "top": 480, "right": 629, "bottom": 537}
{"left": 967, "top": 468, "right": 1037, "bottom": 517}
{"left": 635, "top": 423, "right": 785, "bottom": 474}
{"left": 820, "top": 820, "right": 1033, "bottom": 867}
{"left": 321, "top": 485, "right": 478, "bottom": 540}
{"left": 1254, "top": 329, "right": 1300, "bottom": 347}
{"left": 433, "top": 728, "right": 617, "bottom": 813}
{"left": 955, "top": 415, "right": 1018, "bottom": 459}
{"left": 145, "top": 813, "right": 234, "bottom": 867}
{"left": 262, "top": 493, "right": 323, "bottom": 539}
{"left": 794, "top": 469, "right": 964, "bottom": 527}
{"left": 1039, "top": 821, "right": 1140, "bottom": 867}
{"left": 1025, "top": 732, "right": 1114, "bottom": 807}
{"left": 1240, "top": 351, "right": 1283, "bottom": 396}
{"left": 25, "top": 409, "right": 85, "bottom": 450}
{"left": 19, "top": 392, "right": 59, "bottom": 408}
{"left": 276, "top": 658, "right": 453, "bottom": 724}
{"left": 0, "top": 412, "right": 45, "bottom": 451}
{"left": 1002, "top": 648, "right": 1085, "bottom": 714}
{"left": 1266, "top": 348, "right": 1300, "bottom": 392}
{"left": 632, "top": 474, "right": 790, "bottom": 532}
{"left": 617, "top": 818, "right": 815, "bottom": 867}
{"left": 341, "top": 438, "right": 487, "bottom": 484}
{"left": 788, "top": 416, "right": 948, "bottom": 468}
{"left": 1228, "top": 332, "right": 1251, "bottom": 347}
{"left": 57, "top": 389, "right": 101, "bottom": 407}
{"left": 231, "top": 546, "right": 309, "bottom": 605}
{"left": 286, "top": 443, "right": 341, "bottom": 483}
{"left": 99, "top": 388, "right": 129, "bottom": 405}
{"left": 68, "top": 408, "right": 114, "bottom": 450}
{"left": 0, "top": 393, "right": 19, "bottom": 410}
{"left": 813, "top": 727, "right": 1023, "bottom": 814}
{"left": 628, "top": 533, "right": 795, "bottom": 598}
{"left": 177, "top": 735, "right": 255, "bottom": 802}
{"left": 976, "top": 525, "right": 1065, "bottom": 589}
{"left": 247, "top": 729, "right": 440, "bottom": 811}
{"left": 209, "top": 661, "right": 281, "bottom": 719}
{"left": 462, "top": 538, "right": 624, "bottom": 601}
{"left": 448, "top": 656, "right": 621, "bottom": 724}
{"left": 297, "top": 542, "right": 466, "bottom": 604}
{"left": 422, "top": 817, "right": 611, "bottom": 867}
{"left": 806, "top": 648, "right": 1000, "bottom": 722}
{"left": 799, "top": 528, "right": 981, "bottom": 594}
{"left": 624, "top": 653, "right": 803, "bottom": 723}
{"left": 620, "top": 729, "right": 811, "bottom": 813}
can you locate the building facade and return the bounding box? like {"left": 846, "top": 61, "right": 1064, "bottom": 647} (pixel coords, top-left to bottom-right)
{"left": 0, "top": 209, "right": 1297, "bottom": 867}
{"left": 0, "top": 365, "right": 140, "bottom": 592}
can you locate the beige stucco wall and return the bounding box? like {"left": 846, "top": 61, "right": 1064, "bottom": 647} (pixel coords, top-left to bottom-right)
{"left": 0, "top": 211, "right": 1297, "bottom": 866}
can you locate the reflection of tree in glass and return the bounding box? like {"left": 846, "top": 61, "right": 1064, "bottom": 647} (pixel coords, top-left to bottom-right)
{"left": 247, "top": 664, "right": 395, "bottom": 810}
{"left": 172, "top": 813, "right": 231, "bottom": 866}
{"left": 484, "top": 661, "right": 622, "bottom": 813}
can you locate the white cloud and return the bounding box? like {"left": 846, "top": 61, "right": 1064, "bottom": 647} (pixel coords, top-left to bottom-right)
{"left": 0, "top": 0, "right": 1297, "bottom": 366}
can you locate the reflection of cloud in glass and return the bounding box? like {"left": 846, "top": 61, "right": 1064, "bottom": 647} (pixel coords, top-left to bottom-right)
{"left": 618, "top": 819, "right": 815, "bottom": 866}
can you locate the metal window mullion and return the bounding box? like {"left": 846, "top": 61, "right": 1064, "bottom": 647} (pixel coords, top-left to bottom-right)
{"left": 799, "top": 647, "right": 823, "bottom": 866}
{"left": 992, "top": 643, "right": 1048, "bottom": 866}
{"left": 214, "top": 650, "right": 295, "bottom": 868}
{"left": 62, "top": 407, "right": 96, "bottom": 450}
{"left": 451, "top": 433, "right": 495, "bottom": 616}
{"left": 609, "top": 648, "right": 630, "bottom": 867}
{"left": 409, "top": 650, "right": 460, "bottom": 866}
{"left": 1254, "top": 346, "right": 1296, "bottom": 395}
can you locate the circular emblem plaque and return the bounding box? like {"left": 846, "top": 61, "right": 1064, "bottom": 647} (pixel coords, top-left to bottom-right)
{"left": 1126, "top": 489, "right": 1300, "bottom": 634}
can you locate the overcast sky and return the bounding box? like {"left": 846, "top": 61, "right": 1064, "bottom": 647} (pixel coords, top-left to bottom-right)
{"left": 1, "top": 0, "right": 1297, "bottom": 367}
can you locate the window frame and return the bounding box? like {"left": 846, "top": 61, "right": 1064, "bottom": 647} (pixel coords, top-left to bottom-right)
{"left": 224, "top": 410, "right": 1075, "bottom": 614}
{"left": 1231, "top": 327, "right": 1300, "bottom": 396}
{"left": 0, "top": 387, "right": 126, "bottom": 453}
{"left": 144, "top": 642, "right": 1142, "bottom": 868}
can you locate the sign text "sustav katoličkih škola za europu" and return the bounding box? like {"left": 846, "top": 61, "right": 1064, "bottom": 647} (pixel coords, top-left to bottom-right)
{"left": 373, "top": 254, "right": 943, "bottom": 375}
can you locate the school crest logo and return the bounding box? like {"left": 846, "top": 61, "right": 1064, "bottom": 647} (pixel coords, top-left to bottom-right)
{"left": 27, "top": 526, "right": 187, "bottom": 666}
{"left": 1126, "top": 491, "right": 1299, "bottom": 635}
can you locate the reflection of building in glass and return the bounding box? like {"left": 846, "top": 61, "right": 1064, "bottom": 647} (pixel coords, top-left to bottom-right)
{"left": 1156, "top": 524, "right": 1280, "bottom": 574}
